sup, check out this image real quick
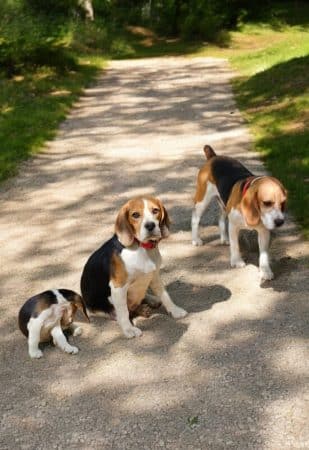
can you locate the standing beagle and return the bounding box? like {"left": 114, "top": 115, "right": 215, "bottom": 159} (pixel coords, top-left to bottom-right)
{"left": 18, "top": 289, "right": 89, "bottom": 359}
{"left": 81, "top": 196, "right": 187, "bottom": 338}
{"left": 191, "top": 145, "right": 287, "bottom": 281}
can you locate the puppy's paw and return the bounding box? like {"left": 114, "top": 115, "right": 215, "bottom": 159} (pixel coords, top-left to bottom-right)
{"left": 260, "top": 267, "right": 274, "bottom": 281}
{"left": 64, "top": 344, "right": 79, "bottom": 355}
{"left": 220, "top": 237, "right": 229, "bottom": 245}
{"left": 231, "top": 258, "right": 246, "bottom": 268}
{"left": 123, "top": 326, "right": 142, "bottom": 339}
{"left": 192, "top": 238, "right": 203, "bottom": 247}
{"left": 73, "top": 326, "right": 82, "bottom": 337}
{"left": 29, "top": 349, "right": 43, "bottom": 359}
{"left": 170, "top": 306, "right": 188, "bottom": 319}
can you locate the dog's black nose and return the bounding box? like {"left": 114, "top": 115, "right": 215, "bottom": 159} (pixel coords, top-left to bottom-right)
{"left": 274, "top": 218, "right": 284, "bottom": 227}
{"left": 145, "top": 221, "right": 155, "bottom": 232}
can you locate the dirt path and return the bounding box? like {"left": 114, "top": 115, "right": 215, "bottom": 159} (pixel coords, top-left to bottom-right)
{"left": 0, "top": 57, "right": 308, "bottom": 450}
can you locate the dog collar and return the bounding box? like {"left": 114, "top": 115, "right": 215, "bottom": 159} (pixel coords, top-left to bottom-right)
{"left": 134, "top": 238, "right": 157, "bottom": 249}
{"left": 242, "top": 176, "right": 265, "bottom": 197}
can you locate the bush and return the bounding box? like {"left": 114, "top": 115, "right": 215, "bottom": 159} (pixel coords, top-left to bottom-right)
{"left": 0, "top": 11, "right": 77, "bottom": 75}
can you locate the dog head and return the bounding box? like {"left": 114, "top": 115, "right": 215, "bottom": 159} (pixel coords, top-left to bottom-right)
{"left": 241, "top": 177, "right": 287, "bottom": 230}
{"left": 115, "top": 196, "right": 170, "bottom": 247}
{"left": 60, "top": 292, "right": 90, "bottom": 326}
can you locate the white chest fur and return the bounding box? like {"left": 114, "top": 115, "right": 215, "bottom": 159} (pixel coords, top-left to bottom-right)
{"left": 121, "top": 246, "right": 161, "bottom": 278}
{"left": 120, "top": 246, "right": 162, "bottom": 309}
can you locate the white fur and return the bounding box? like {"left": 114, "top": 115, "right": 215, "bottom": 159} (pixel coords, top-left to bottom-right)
{"left": 192, "top": 182, "right": 224, "bottom": 246}
{"left": 261, "top": 208, "right": 284, "bottom": 230}
{"left": 228, "top": 208, "right": 274, "bottom": 281}
{"left": 228, "top": 208, "right": 246, "bottom": 268}
{"left": 51, "top": 326, "right": 78, "bottom": 354}
{"left": 139, "top": 199, "right": 162, "bottom": 242}
{"left": 27, "top": 290, "right": 81, "bottom": 359}
{"left": 110, "top": 242, "right": 187, "bottom": 338}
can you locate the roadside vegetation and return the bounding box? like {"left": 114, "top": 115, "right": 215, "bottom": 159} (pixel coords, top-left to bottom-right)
{"left": 0, "top": 1, "right": 308, "bottom": 236}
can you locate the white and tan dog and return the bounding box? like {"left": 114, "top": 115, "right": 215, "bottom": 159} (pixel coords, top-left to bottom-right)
{"left": 81, "top": 196, "right": 187, "bottom": 338}
{"left": 191, "top": 145, "right": 287, "bottom": 281}
{"left": 18, "top": 289, "right": 89, "bottom": 359}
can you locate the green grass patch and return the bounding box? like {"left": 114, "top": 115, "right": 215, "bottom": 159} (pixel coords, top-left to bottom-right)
{"left": 0, "top": 57, "right": 105, "bottom": 182}
{"left": 229, "top": 25, "right": 309, "bottom": 238}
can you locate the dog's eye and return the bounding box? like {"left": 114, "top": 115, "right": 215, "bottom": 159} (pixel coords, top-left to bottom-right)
{"left": 263, "top": 201, "right": 273, "bottom": 207}
{"left": 152, "top": 208, "right": 160, "bottom": 214}
{"left": 132, "top": 212, "right": 140, "bottom": 219}
{"left": 281, "top": 201, "right": 286, "bottom": 211}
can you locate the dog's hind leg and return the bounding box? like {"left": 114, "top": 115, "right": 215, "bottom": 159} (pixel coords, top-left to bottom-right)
{"left": 218, "top": 202, "right": 229, "bottom": 245}
{"left": 192, "top": 181, "right": 217, "bottom": 246}
{"left": 27, "top": 308, "right": 54, "bottom": 359}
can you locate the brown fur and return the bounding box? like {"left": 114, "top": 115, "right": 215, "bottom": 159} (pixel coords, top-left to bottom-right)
{"left": 226, "top": 177, "right": 287, "bottom": 227}
{"left": 115, "top": 196, "right": 170, "bottom": 246}
{"left": 194, "top": 164, "right": 216, "bottom": 203}
{"left": 110, "top": 252, "right": 128, "bottom": 288}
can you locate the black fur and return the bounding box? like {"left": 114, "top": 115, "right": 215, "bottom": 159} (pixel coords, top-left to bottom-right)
{"left": 18, "top": 291, "right": 58, "bottom": 337}
{"left": 80, "top": 235, "right": 124, "bottom": 313}
{"left": 211, "top": 156, "right": 252, "bottom": 205}
{"left": 18, "top": 289, "right": 83, "bottom": 337}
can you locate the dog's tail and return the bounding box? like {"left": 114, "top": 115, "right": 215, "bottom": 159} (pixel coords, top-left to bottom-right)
{"left": 203, "top": 145, "right": 216, "bottom": 160}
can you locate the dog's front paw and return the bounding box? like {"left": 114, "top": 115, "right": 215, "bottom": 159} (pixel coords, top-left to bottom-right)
{"left": 123, "top": 326, "right": 142, "bottom": 339}
{"left": 192, "top": 238, "right": 203, "bottom": 247}
{"left": 230, "top": 258, "right": 246, "bottom": 268}
{"left": 64, "top": 344, "right": 79, "bottom": 355}
{"left": 170, "top": 306, "right": 188, "bottom": 319}
{"left": 29, "top": 349, "right": 43, "bottom": 359}
{"left": 73, "top": 326, "right": 82, "bottom": 337}
{"left": 260, "top": 267, "right": 274, "bottom": 281}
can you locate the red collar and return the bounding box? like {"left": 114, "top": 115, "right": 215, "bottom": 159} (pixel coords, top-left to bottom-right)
{"left": 242, "top": 177, "right": 255, "bottom": 197}
{"left": 242, "top": 176, "right": 265, "bottom": 197}
{"left": 134, "top": 238, "right": 157, "bottom": 249}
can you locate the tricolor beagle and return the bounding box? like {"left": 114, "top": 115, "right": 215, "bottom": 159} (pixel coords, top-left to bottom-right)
{"left": 81, "top": 196, "right": 187, "bottom": 338}
{"left": 191, "top": 145, "right": 287, "bottom": 281}
{"left": 18, "top": 289, "right": 89, "bottom": 359}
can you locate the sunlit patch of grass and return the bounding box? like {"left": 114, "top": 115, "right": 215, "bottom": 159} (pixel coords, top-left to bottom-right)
{"left": 229, "top": 23, "right": 309, "bottom": 238}
{"left": 0, "top": 56, "right": 105, "bottom": 182}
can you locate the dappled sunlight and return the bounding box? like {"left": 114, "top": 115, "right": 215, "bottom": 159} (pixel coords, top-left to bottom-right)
{"left": 0, "top": 57, "right": 308, "bottom": 449}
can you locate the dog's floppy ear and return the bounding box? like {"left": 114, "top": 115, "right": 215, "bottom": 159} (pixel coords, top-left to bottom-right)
{"left": 157, "top": 199, "right": 170, "bottom": 238}
{"left": 115, "top": 205, "right": 135, "bottom": 247}
{"left": 241, "top": 188, "right": 260, "bottom": 227}
{"left": 73, "top": 295, "right": 90, "bottom": 322}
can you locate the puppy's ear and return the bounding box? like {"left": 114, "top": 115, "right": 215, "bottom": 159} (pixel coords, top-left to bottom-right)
{"left": 241, "top": 188, "right": 260, "bottom": 227}
{"left": 157, "top": 200, "right": 170, "bottom": 238}
{"left": 115, "top": 206, "right": 135, "bottom": 247}
{"left": 73, "top": 295, "right": 90, "bottom": 322}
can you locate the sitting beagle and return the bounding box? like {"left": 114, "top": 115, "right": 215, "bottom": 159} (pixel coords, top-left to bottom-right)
{"left": 191, "top": 145, "right": 287, "bottom": 281}
{"left": 81, "top": 196, "right": 187, "bottom": 338}
{"left": 18, "top": 289, "right": 89, "bottom": 359}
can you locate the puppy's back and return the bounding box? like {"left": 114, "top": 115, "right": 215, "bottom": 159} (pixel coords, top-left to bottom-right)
{"left": 18, "top": 291, "right": 57, "bottom": 337}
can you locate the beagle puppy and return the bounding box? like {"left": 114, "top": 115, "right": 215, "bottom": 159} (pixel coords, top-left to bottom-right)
{"left": 81, "top": 196, "right": 187, "bottom": 338}
{"left": 191, "top": 145, "right": 287, "bottom": 281}
{"left": 18, "top": 289, "right": 89, "bottom": 359}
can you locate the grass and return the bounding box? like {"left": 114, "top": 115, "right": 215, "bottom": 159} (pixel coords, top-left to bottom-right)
{"left": 230, "top": 28, "right": 309, "bottom": 237}
{"left": 0, "top": 57, "right": 105, "bottom": 182}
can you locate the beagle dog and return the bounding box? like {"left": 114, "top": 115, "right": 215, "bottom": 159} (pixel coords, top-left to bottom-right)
{"left": 191, "top": 145, "right": 287, "bottom": 281}
{"left": 18, "top": 289, "right": 89, "bottom": 359}
{"left": 81, "top": 196, "right": 187, "bottom": 338}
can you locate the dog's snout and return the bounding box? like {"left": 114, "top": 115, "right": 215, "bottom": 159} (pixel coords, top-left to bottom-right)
{"left": 145, "top": 221, "right": 155, "bottom": 232}
{"left": 274, "top": 218, "right": 284, "bottom": 227}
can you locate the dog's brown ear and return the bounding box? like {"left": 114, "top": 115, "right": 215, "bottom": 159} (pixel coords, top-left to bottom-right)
{"left": 74, "top": 295, "right": 90, "bottom": 322}
{"left": 115, "top": 205, "right": 135, "bottom": 247}
{"left": 241, "top": 188, "right": 260, "bottom": 227}
{"left": 203, "top": 145, "right": 216, "bottom": 160}
{"left": 157, "top": 200, "right": 170, "bottom": 238}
